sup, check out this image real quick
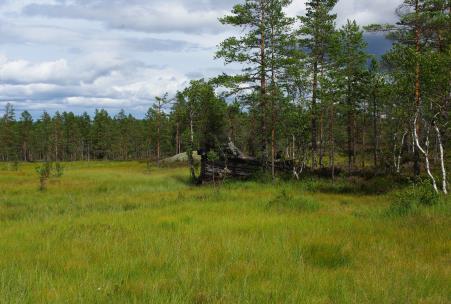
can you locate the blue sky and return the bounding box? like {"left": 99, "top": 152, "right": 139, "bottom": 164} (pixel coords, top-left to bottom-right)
{"left": 0, "top": 0, "right": 402, "bottom": 118}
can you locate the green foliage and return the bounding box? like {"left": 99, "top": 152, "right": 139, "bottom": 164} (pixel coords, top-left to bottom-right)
{"left": 35, "top": 162, "right": 65, "bottom": 191}
{"left": 388, "top": 181, "right": 441, "bottom": 216}
{"left": 0, "top": 103, "right": 18, "bottom": 161}
{"left": 182, "top": 79, "right": 228, "bottom": 151}
{"left": 206, "top": 151, "right": 219, "bottom": 161}
{"left": 35, "top": 162, "right": 52, "bottom": 191}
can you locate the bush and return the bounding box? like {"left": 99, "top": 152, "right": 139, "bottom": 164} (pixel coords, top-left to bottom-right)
{"left": 35, "top": 162, "right": 52, "bottom": 191}
{"left": 267, "top": 190, "right": 321, "bottom": 213}
{"left": 416, "top": 183, "right": 440, "bottom": 206}
{"left": 388, "top": 181, "right": 440, "bottom": 216}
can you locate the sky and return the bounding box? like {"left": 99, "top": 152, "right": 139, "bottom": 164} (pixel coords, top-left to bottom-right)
{"left": 0, "top": 0, "right": 403, "bottom": 118}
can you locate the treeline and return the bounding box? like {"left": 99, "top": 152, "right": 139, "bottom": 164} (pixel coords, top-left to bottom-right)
{"left": 0, "top": 0, "right": 449, "bottom": 193}
{"left": 0, "top": 81, "right": 228, "bottom": 163}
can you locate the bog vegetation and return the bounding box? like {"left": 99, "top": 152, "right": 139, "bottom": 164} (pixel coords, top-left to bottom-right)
{"left": 0, "top": 0, "right": 449, "bottom": 302}
{"left": 0, "top": 162, "right": 450, "bottom": 303}
{"left": 0, "top": 0, "right": 449, "bottom": 193}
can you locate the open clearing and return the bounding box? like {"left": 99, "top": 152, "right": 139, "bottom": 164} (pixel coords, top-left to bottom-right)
{"left": 0, "top": 162, "right": 450, "bottom": 303}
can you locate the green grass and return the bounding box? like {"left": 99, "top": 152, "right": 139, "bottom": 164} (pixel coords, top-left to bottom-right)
{"left": 0, "top": 162, "right": 450, "bottom": 303}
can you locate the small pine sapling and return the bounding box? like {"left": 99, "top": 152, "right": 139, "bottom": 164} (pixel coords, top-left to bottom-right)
{"left": 36, "top": 162, "right": 52, "bottom": 191}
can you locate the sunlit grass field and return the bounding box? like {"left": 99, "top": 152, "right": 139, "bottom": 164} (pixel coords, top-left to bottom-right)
{"left": 0, "top": 162, "right": 449, "bottom": 303}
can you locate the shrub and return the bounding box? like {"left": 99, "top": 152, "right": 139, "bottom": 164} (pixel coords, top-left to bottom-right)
{"left": 416, "top": 182, "right": 440, "bottom": 206}
{"left": 387, "top": 181, "right": 440, "bottom": 216}
{"left": 35, "top": 162, "right": 52, "bottom": 191}
{"left": 267, "top": 190, "right": 321, "bottom": 213}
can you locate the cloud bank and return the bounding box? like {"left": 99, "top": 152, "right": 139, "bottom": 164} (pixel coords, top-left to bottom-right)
{"left": 0, "top": 0, "right": 403, "bottom": 117}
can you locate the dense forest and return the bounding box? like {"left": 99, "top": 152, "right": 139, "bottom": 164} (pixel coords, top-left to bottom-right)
{"left": 0, "top": 0, "right": 449, "bottom": 193}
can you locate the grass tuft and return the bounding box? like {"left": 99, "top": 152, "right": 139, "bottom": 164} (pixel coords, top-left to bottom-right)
{"left": 302, "top": 243, "right": 351, "bottom": 269}
{"left": 266, "top": 190, "right": 321, "bottom": 213}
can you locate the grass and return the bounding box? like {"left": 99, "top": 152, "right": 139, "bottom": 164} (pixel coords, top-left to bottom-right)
{"left": 0, "top": 161, "right": 450, "bottom": 303}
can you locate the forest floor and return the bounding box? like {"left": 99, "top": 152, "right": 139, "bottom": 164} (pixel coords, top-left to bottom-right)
{"left": 0, "top": 162, "right": 449, "bottom": 303}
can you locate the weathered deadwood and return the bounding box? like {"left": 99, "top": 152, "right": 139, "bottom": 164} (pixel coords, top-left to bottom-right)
{"left": 198, "top": 141, "right": 296, "bottom": 183}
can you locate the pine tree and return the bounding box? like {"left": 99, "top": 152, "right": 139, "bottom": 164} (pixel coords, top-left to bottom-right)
{"left": 35, "top": 112, "right": 52, "bottom": 161}
{"left": 62, "top": 111, "right": 82, "bottom": 161}
{"left": 78, "top": 112, "right": 92, "bottom": 161}
{"left": 171, "top": 92, "right": 188, "bottom": 155}
{"left": 154, "top": 94, "right": 171, "bottom": 166}
{"left": 92, "top": 109, "right": 113, "bottom": 160}
{"left": 297, "top": 0, "right": 338, "bottom": 168}
{"left": 52, "top": 112, "right": 64, "bottom": 161}
{"left": 333, "top": 20, "right": 369, "bottom": 173}
{"left": 216, "top": 0, "right": 294, "bottom": 166}
{"left": 18, "top": 111, "right": 33, "bottom": 161}
{"left": 114, "top": 109, "right": 130, "bottom": 160}
{"left": 0, "top": 103, "right": 18, "bottom": 161}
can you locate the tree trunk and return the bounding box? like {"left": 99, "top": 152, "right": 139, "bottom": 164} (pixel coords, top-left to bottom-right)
{"left": 413, "top": 0, "right": 421, "bottom": 177}
{"left": 329, "top": 104, "right": 336, "bottom": 181}
{"left": 414, "top": 115, "right": 439, "bottom": 193}
{"left": 395, "top": 130, "right": 408, "bottom": 174}
{"left": 347, "top": 106, "right": 353, "bottom": 174}
{"left": 319, "top": 110, "right": 324, "bottom": 168}
{"left": 352, "top": 112, "right": 357, "bottom": 169}
{"left": 311, "top": 60, "right": 318, "bottom": 169}
{"left": 433, "top": 123, "right": 448, "bottom": 194}
{"left": 259, "top": 1, "right": 268, "bottom": 166}
{"left": 188, "top": 110, "right": 196, "bottom": 181}
{"left": 176, "top": 122, "right": 180, "bottom": 155}
{"left": 157, "top": 101, "right": 161, "bottom": 167}
{"left": 361, "top": 114, "right": 365, "bottom": 169}
{"left": 292, "top": 134, "right": 299, "bottom": 179}
{"left": 372, "top": 87, "right": 379, "bottom": 168}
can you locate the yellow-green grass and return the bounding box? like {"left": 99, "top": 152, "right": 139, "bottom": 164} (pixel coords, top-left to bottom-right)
{"left": 0, "top": 162, "right": 449, "bottom": 303}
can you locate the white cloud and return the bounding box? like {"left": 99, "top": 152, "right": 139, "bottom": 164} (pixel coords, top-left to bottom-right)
{"left": 0, "top": 0, "right": 403, "bottom": 115}
{"left": 0, "top": 56, "right": 69, "bottom": 84}
{"left": 334, "top": 0, "right": 402, "bottom": 26}
{"left": 23, "top": 1, "right": 227, "bottom": 34}
{"left": 0, "top": 53, "right": 189, "bottom": 112}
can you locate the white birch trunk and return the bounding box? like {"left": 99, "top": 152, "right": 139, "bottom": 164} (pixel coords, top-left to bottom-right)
{"left": 414, "top": 115, "right": 439, "bottom": 193}
{"left": 434, "top": 124, "right": 448, "bottom": 194}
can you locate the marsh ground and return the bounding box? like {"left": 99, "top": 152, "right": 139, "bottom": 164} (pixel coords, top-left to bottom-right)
{"left": 0, "top": 162, "right": 449, "bottom": 303}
